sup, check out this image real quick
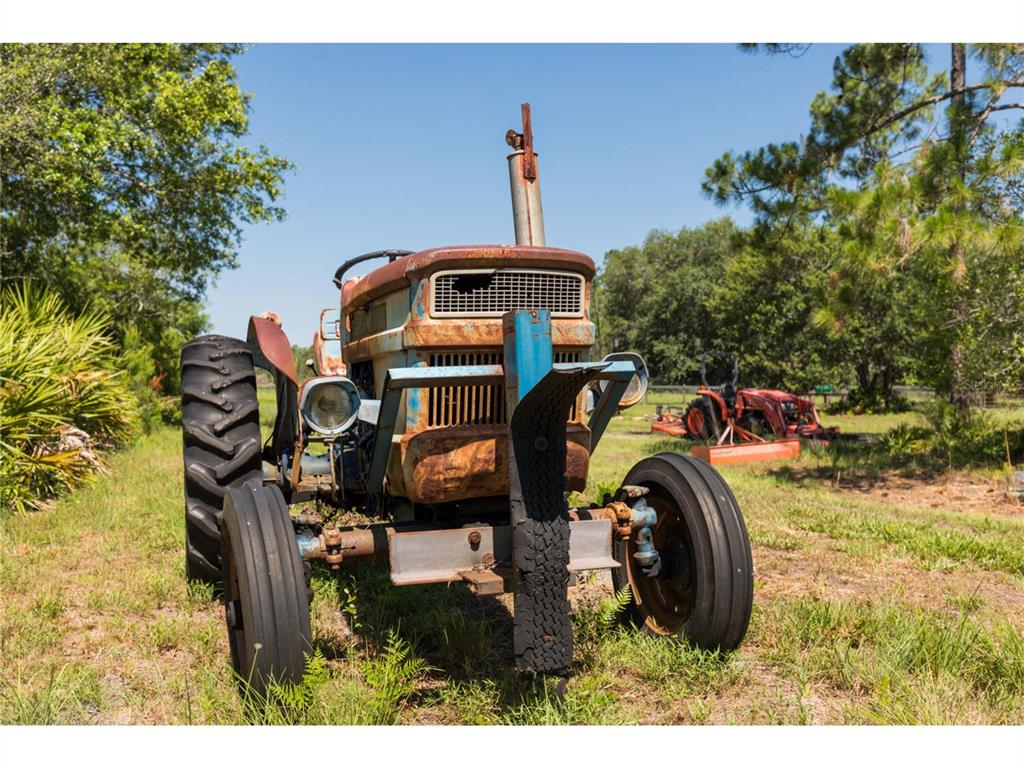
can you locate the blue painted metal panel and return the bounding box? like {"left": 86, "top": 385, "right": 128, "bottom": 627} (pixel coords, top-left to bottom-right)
{"left": 502, "top": 309, "right": 553, "bottom": 410}
{"left": 582, "top": 361, "right": 634, "bottom": 447}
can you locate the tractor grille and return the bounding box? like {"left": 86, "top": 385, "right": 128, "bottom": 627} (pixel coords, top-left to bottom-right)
{"left": 426, "top": 350, "right": 583, "bottom": 427}
{"left": 430, "top": 269, "right": 585, "bottom": 318}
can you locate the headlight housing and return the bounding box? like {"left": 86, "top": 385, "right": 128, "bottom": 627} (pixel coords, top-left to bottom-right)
{"left": 299, "top": 377, "right": 361, "bottom": 436}
{"left": 596, "top": 352, "right": 649, "bottom": 409}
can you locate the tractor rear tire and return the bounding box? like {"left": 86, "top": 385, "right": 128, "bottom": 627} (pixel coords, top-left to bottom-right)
{"left": 221, "top": 482, "right": 311, "bottom": 696}
{"left": 611, "top": 453, "right": 753, "bottom": 651}
{"left": 181, "top": 335, "right": 262, "bottom": 586}
{"left": 684, "top": 397, "right": 721, "bottom": 441}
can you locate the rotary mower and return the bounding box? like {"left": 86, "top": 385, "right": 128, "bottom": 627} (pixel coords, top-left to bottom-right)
{"left": 180, "top": 105, "right": 753, "bottom": 694}
{"left": 652, "top": 358, "right": 837, "bottom": 465}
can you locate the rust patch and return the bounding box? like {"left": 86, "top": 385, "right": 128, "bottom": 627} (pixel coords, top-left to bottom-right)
{"left": 398, "top": 423, "right": 591, "bottom": 505}
{"left": 398, "top": 318, "right": 594, "bottom": 351}
{"left": 313, "top": 329, "right": 346, "bottom": 376}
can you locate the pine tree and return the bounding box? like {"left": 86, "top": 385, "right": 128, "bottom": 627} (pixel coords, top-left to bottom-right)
{"left": 704, "top": 44, "right": 1024, "bottom": 412}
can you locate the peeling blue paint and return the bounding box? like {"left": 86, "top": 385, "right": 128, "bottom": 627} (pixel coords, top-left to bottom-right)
{"left": 503, "top": 309, "right": 554, "bottom": 409}
{"left": 412, "top": 280, "right": 426, "bottom": 318}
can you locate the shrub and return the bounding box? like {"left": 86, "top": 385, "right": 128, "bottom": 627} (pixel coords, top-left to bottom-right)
{"left": 121, "top": 325, "right": 179, "bottom": 431}
{"left": 0, "top": 283, "right": 138, "bottom": 513}
{"left": 877, "top": 422, "right": 931, "bottom": 459}
{"left": 920, "top": 399, "right": 1022, "bottom": 467}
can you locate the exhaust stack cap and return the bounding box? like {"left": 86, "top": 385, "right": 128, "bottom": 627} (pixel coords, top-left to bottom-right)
{"left": 506, "top": 103, "right": 545, "bottom": 246}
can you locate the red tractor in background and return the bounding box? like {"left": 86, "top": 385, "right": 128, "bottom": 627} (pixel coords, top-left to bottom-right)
{"left": 653, "top": 358, "right": 837, "bottom": 464}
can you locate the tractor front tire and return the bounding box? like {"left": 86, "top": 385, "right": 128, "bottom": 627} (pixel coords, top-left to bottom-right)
{"left": 221, "top": 482, "right": 311, "bottom": 695}
{"left": 612, "top": 453, "right": 753, "bottom": 651}
{"left": 684, "top": 397, "right": 721, "bottom": 441}
{"left": 181, "top": 335, "right": 262, "bottom": 586}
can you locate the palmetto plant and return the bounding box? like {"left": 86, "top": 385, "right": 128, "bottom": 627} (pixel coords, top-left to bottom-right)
{"left": 0, "top": 283, "right": 137, "bottom": 513}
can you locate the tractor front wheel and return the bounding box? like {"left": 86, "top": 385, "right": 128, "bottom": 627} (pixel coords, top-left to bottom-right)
{"left": 612, "top": 453, "right": 753, "bottom": 651}
{"left": 221, "top": 482, "right": 311, "bottom": 695}
{"left": 683, "top": 398, "right": 721, "bottom": 441}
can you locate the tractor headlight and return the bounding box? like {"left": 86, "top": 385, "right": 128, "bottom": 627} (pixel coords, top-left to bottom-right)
{"left": 299, "top": 377, "right": 360, "bottom": 435}
{"left": 597, "top": 352, "right": 650, "bottom": 409}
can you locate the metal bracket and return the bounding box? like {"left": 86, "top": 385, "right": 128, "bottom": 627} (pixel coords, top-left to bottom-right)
{"left": 387, "top": 519, "right": 618, "bottom": 588}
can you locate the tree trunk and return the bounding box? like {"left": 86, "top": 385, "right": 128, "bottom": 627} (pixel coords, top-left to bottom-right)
{"left": 948, "top": 43, "right": 971, "bottom": 420}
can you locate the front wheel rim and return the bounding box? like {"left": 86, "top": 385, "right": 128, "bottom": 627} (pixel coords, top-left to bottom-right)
{"left": 625, "top": 491, "right": 697, "bottom": 635}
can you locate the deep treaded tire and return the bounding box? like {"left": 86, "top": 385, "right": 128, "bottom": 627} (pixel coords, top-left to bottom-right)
{"left": 181, "top": 335, "right": 262, "bottom": 585}
{"left": 221, "top": 482, "right": 311, "bottom": 695}
{"left": 612, "top": 453, "right": 753, "bottom": 651}
{"left": 508, "top": 366, "right": 605, "bottom": 675}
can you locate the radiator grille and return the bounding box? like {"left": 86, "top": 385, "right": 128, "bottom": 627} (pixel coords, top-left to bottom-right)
{"left": 426, "top": 350, "right": 583, "bottom": 427}
{"left": 431, "top": 269, "right": 584, "bottom": 318}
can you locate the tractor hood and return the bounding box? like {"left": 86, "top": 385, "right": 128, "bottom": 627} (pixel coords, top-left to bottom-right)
{"left": 340, "top": 245, "right": 595, "bottom": 313}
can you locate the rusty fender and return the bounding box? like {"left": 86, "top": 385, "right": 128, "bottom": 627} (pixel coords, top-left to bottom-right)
{"left": 247, "top": 314, "right": 299, "bottom": 385}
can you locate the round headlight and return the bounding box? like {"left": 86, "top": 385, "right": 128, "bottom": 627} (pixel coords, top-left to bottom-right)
{"left": 300, "top": 377, "right": 360, "bottom": 435}
{"left": 597, "top": 352, "right": 649, "bottom": 409}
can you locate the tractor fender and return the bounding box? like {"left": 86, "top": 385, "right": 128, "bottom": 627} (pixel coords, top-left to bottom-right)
{"left": 247, "top": 314, "right": 300, "bottom": 476}
{"left": 698, "top": 388, "right": 729, "bottom": 422}
{"left": 248, "top": 313, "right": 298, "bottom": 385}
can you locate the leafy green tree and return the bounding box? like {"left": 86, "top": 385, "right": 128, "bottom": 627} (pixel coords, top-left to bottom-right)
{"left": 707, "top": 223, "right": 856, "bottom": 395}
{"left": 704, "top": 44, "right": 1024, "bottom": 412}
{"left": 0, "top": 44, "right": 291, "bottom": 396}
{"left": 596, "top": 219, "right": 738, "bottom": 383}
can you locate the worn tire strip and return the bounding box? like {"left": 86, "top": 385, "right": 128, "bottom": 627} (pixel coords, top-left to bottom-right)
{"left": 508, "top": 366, "right": 607, "bottom": 675}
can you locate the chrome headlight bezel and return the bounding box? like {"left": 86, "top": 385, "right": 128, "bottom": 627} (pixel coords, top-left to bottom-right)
{"left": 597, "top": 352, "right": 649, "bottom": 409}
{"left": 299, "top": 376, "right": 361, "bottom": 436}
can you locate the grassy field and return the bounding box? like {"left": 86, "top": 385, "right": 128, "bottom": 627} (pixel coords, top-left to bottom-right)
{"left": 2, "top": 397, "right": 1023, "bottom": 724}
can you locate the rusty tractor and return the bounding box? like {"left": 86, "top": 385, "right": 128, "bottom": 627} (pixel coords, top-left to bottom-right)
{"left": 180, "top": 105, "right": 753, "bottom": 693}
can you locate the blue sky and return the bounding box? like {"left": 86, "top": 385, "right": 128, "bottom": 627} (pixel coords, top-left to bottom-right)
{"left": 208, "top": 43, "right": 932, "bottom": 343}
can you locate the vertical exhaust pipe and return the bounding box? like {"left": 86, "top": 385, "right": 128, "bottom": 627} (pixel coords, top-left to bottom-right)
{"left": 505, "top": 103, "right": 545, "bottom": 246}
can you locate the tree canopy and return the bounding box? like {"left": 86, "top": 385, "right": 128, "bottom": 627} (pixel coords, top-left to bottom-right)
{"left": 1, "top": 44, "right": 291, "bottom": 396}
{"left": 703, "top": 44, "right": 1024, "bottom": 410}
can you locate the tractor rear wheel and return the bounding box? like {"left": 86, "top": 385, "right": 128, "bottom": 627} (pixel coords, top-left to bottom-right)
{"left": 683, "top": 398, "right": 721, "bottom": 441}
{"left": 181, "top": 335, "right": 263, "bottom": 586}
{"left": 221, "top": 482, "right": 311, "bottom": 696}
{"left": 612, "top": 453, "right": 753, "bottom": 651}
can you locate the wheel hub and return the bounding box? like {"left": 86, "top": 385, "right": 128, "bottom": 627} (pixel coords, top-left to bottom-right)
{"left": 658, "top": 536, "right": 692, "bottom": 590}
{"left": 224, "top": 599, "right": 242, "bottom": 630}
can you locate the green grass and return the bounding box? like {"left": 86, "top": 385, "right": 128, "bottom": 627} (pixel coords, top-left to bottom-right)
{"left": 1, "top": 403, "right": 1023, "bottom": 724}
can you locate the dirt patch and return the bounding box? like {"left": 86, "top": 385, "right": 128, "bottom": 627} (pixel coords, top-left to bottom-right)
{"left": 753, "top": 540, "right": 1024, "bottom": 624}
{"left": 829, "top": 471, "right": 1023, "bottom": 518}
